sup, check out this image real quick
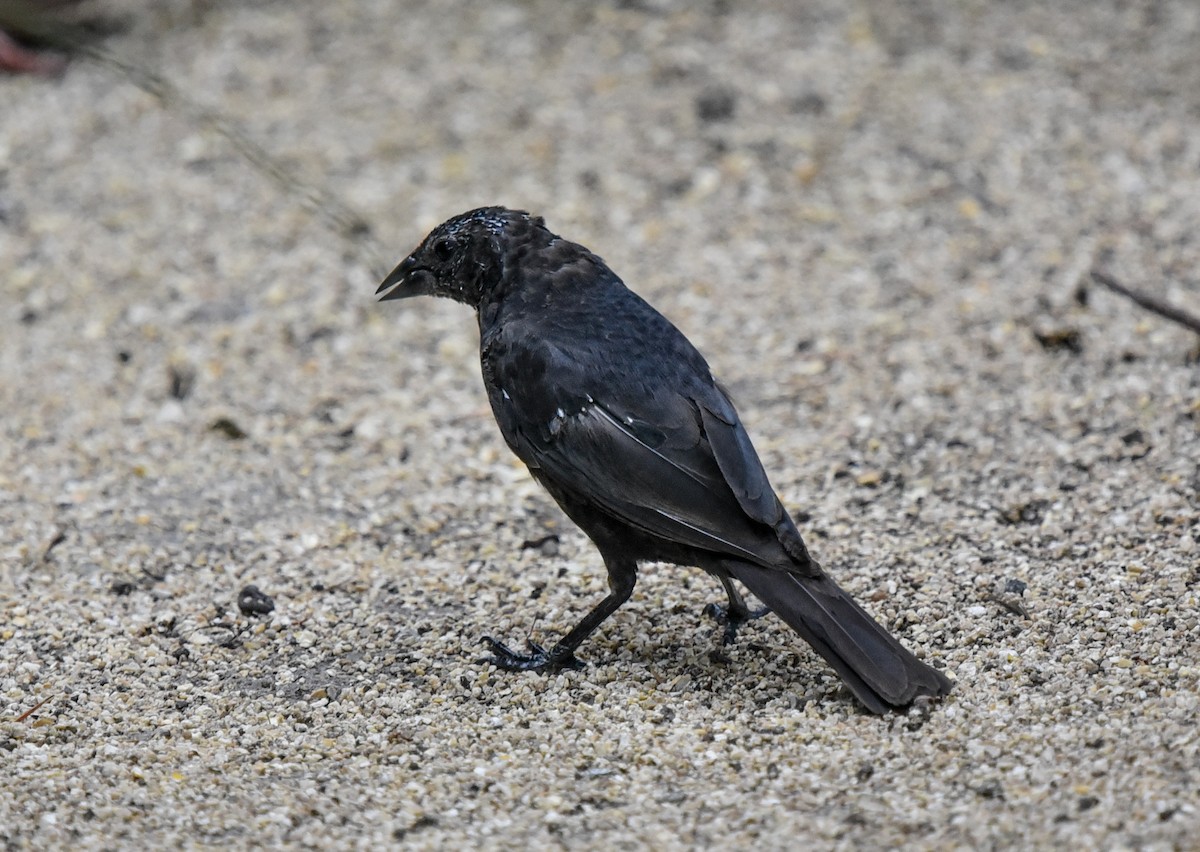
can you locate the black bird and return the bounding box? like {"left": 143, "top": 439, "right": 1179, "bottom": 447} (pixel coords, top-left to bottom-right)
{"left": 377, "top": 207, "right": 952, "bottom": 713}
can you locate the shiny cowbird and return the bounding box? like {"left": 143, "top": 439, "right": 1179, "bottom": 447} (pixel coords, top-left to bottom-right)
{"left": 377, "top": 207, "right": 952, "bottom": 713}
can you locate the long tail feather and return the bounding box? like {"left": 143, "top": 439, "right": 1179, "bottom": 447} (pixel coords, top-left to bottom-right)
{"left": 724, "top": 561, "right": 953, "bottom": 713}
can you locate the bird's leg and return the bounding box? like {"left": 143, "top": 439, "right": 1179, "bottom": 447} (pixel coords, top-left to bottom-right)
{"left": 483, "top": 555, "right": 637, "bottom": 673}
{"left": 704, "top": 574, "right": 770, "bottom": 646}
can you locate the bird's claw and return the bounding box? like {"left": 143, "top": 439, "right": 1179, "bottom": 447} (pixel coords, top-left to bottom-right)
{"left": 703, "top": 602, "right": 770, "bottom": 646}
{"left": 480, "top": 636, "right": 585, "bottom": 672}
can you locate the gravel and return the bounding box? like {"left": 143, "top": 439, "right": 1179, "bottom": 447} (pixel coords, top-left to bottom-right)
{"left": 2, "top": 0, "right": 1198, "bottom": 847}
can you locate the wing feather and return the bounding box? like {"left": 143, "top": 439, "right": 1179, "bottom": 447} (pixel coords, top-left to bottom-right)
{"left": 483, "top": 326, "right": 806, "bottom": 570}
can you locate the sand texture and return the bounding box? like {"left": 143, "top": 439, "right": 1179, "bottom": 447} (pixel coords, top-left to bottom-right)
{"left": 2, "top": 1, "right": 1198, "bottom": 848}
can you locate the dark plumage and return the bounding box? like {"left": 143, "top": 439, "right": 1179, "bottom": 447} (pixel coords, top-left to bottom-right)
{"left": 377, "top": 207, "right": 953, "bottom": 713}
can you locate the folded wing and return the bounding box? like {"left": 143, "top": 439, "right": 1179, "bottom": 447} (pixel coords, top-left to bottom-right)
{"left": 485, "top": 332, "right": 804, "bottom": 572}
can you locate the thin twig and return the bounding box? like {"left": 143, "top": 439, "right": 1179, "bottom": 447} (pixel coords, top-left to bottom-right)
{"left": 1090, "top": 270, "right": 1200, "bottom": 336}
{"left": 8, "top": 8, "right": 392, "bottom": 279}
{"left": 15, "top": 695, "right": 52, "bottom": 723}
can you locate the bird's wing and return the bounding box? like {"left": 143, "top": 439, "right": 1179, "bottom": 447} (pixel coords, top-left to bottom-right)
{"left": 695, "top": 385, "right": 784, "bottom": 528}
{"left": 697, "top": 385, "right": 814, "bottom": 566}
{"left": 483, "top": 331, "right": 804, "bottom": 570}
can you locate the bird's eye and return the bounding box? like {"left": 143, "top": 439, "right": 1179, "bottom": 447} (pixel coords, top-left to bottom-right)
{"left": 432, "top": 238, "right": 454, "bottom": 262}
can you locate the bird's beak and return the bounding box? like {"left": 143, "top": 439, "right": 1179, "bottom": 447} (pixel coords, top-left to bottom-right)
{"left": 376, "top": 255, "right": 435, "bottom": 301}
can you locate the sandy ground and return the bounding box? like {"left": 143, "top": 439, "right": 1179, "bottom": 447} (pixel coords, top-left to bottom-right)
{"left": 2, "top": 0, "right": 1199, "bottom": 848}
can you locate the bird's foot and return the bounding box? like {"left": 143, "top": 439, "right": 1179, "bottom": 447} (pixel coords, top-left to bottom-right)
{"left": 703, "top": 602, "right": 770, "bottom": 646}
{"left": 481, "top": 636, "right": 585, "bottom": 672}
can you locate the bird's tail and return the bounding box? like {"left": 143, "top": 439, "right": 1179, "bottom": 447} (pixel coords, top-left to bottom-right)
{"left": 722, "top": 560, "right": 953, "bottom": 714}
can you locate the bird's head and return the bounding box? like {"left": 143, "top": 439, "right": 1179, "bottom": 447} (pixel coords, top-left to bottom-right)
{"left": 376, "top": 207, "right": 540, "bottom": 308}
